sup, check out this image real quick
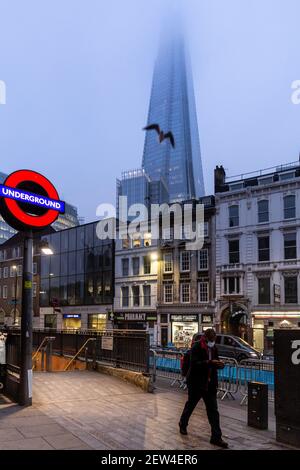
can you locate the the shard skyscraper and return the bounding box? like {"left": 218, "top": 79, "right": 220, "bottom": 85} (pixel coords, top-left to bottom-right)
{"left": 141, "top": 23, "right": 205, "bottom": 202}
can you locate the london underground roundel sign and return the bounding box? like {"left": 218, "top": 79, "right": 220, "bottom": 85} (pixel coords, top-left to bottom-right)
{"left": 0, "top": 169, "right": 65, "bottom": 232}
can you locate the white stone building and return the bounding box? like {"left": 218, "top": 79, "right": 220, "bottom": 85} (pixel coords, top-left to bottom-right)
{"left": 113, "top": 230, "right": 159, "bottom": 345}
{"left": 214, "top": 161, "right": 300, "bottom": 353}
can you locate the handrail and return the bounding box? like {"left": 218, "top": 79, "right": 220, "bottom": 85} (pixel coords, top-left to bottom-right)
{"left": 64, "top": 338, "right": 97, "bottom": 371}
{"left": 32, "top": 336, "right": 55, "bottom": 361}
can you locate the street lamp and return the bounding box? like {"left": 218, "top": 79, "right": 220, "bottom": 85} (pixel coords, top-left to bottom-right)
{"left": 12, "top": 265, "right": 18, "bottom": 326}
{"left": 40, "top": 240, "right": 54, "bottom": 256}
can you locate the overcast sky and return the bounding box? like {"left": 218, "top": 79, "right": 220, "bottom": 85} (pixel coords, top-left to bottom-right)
{"left": 0, "top": 0, "right": 299, "bottom": 221}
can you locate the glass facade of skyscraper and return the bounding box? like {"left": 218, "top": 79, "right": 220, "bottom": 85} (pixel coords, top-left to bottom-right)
{"left": 142, "top": 32, "right": 205, "bottom": 202}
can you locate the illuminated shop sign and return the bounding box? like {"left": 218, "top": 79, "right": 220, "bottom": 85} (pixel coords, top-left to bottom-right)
{"left": 0, "top": 169, "right": 65, "bottom": 231}
{"left": 63, "top": 314, "right": 81, "bottom": 319}
{"left": 116, "top": 313, "right": 157, "bottom": 321}
{"left": 170, "top": 314, "right": 198, "bottom": 322}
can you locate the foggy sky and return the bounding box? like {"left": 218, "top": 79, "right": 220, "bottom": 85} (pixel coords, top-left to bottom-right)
{"left": 0, "top": 0, "right": 299, "bottom": 222}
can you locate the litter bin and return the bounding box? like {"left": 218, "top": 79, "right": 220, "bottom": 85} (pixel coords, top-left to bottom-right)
{"left": 247, "top": 381, "right": 268, "bottom": 430}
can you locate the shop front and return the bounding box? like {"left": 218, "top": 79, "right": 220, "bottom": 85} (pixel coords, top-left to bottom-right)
{"left": 252, "top": 311, "right": 300, "bottom": 354}
{"left": 170, "top": 314, "right": 199, "bottom": 349}
{"left": 113, "top": 312, "right": 157, "bottom": 345}
{"left": 62, "top": 313, "right": 81, "bottom": 330}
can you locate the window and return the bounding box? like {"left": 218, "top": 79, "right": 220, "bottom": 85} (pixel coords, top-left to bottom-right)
{"left": 258, "top": 236, "right": 270, "bottom": 262}
{"left": 229, "top": 205, "right": 239, "bottom": 227}
{"left": 133, "top": 238, "right": 141, "bottom": 248}
{"left": 284, "top": 276, "right": 298, "bottom": 304}
{"left": 204, "top": 222, "right": 209, "bottom": 237}
{"left": 280, "top": 172, "right": 295, "bottom": 181}
{"left": 180, "top": 251, "right": 190, "bottom": 272}
{"left": 229, "top": 240, "right": 240, "bottom": 264}
{"left": 284, "top": 233, "right": 297, "bottom": 260}
{"left": 143, "top": 285, "right": 151, "bottom": 306}
{"left": 17, "top": 265, "right": 22, "bottom": 277}
{"left": 10, "top": 266, "right": 17, "bottom": 277}
{"left": 143, "top": 256, "right": 151, "bottom": 275}
{"left": 33, "top": 282, "right": 37, "bottom": 298}
{"left": 0, "top": 268, "right": 2, "bottom": 278}
{"left": 122, "top": 258, "right": 129, "bottom": 276}
{"left": 258, "top": 200, "right": 269, "bottom": 223}
{"left": 132, "top": 285, "right": 140, "bottom": 306}
{"left": 198, "top": 281, "right": 209, "bottom": 303}
{"left": 258, "top": 278, "right": 271, "bottom": 304}
{"left": 121, "top": 286, "right": 129, "bottom": 307}
{"left": 132, "top": 257, "right": 140, "bottom": 275}
{"left": 122, "top": 237, "right": 130, "bottom": 249}
{"left": 223, "top": 277, "right": 241, "bottom": 295}
{"left": 3, "top": 285, "right": 7, "bottom": 299}
{"left": 284, "top": 195, "right": 296, "bottom": 219}
{"left": 33, "top": 262, "right": 37, "bottom": 275}
{"left": 164, "top": 284, "right": 173, "bottom": 303}
{"left": 180, "top": 283, "right": 190, "bottom": 303}
{"left": 144, "top": 234, "right": 152, "bottom": 247}
{"left": 3, "top": 267, "right": 8, "bottom": 278}
{"left": 163, "top": 253, "right": 173, "bottom": 273}
{"left": 198, "top": 249, "right": 208, "bottom": 270}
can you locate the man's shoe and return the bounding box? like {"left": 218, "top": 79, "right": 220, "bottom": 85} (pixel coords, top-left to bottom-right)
{"left": 179, "top": 423, "right": 188, "bottom": 435}
{"left": 210, "top": 438, "right": 228, "bottom": 449}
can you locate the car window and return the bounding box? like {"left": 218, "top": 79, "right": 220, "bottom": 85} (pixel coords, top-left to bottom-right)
{"left": 224, "top": 336, "right": 236, "bottom": 347}
{"left": 215, "top": 335, "right": 221, "bottom": 345}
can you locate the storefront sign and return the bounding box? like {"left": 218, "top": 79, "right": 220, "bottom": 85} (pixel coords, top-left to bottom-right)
{"left": 63, "top": 314, "right": 81, "bottom": 319}
{"left": 202, "top": 314, "right": 213, "bottom": 324}
{"left": 170, "top": 314, "right": 198, "bottom": 322}
{"left": 0, "top": 169, "right": 65, "bottom": 231}
{"left": 116, "top": 312, "right": 157, "bottom": 322}
{"left": 101, "top": 336, "right": 113, "bottom": 351}
{"left": 274, "top": 284, "right": 281, "bottom": 303}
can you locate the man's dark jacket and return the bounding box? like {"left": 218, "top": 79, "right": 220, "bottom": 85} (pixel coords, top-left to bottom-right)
{"left": 186, "top": 338, "right": 221, "bottom": 391}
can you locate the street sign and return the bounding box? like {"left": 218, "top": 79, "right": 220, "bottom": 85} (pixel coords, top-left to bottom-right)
{"left": 0, "top": 169, "right": 65, "bottom": 232}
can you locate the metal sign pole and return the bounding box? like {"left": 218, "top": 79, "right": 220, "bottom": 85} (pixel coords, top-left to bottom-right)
{"left": 19, "top": 230, "right": 33, "bottom": 406}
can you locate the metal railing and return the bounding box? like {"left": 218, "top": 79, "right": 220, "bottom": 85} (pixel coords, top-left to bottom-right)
{"left": 239, "top": 359, "right": 274, "bottom": 405}
{"left": 150, "top": 349, "right": 274, "bottom": 405}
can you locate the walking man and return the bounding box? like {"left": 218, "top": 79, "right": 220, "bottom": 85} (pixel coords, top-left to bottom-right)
{"left": 179, "top": 328, "right": 228, "bottom": 448}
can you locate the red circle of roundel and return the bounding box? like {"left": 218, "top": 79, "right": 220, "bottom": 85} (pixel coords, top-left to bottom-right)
{"left": 4, "top": 170, "right": 60, "bottom": 228}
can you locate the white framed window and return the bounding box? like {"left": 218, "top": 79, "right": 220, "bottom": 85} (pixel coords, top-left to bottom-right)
{"left": 284, "top": 195, "right": 296, "bottom": 220}
{"left": 198, "top": 249, "right": 208, "bottom": 270}
{"left": 10, "top": 266, "right": 17, "bottom": 277}
{"left": 143, "top": 285, "right": 151, "bottom": 306}
{"left": 163, "top": 253, "right": 173, "bottom": 273}
{"left": 3, "top": 267, "right": 8, "bottom": 278}
{"left": 180, "top": 283, "right": 190, "bottom": 303}
{"left": 33, "top": 262, "right": 37, "bottom": 275}
{"left": 3, "top": 285, "right": 7, "bottom": 299}
{"left": 121, "top": 286, "right": 129, "bottom": 307}
{"left": 180, "top": 251, "right": 190, "bottom": 272}
{"left": 164, "top": 284, "right": 173, "bottom": 303}
{"left": 257, "top": 200, "right": 269, "bottom": 223}
{"left": 198, "top": 281, "right": 209, "bottom": 303}
{"left": 197, "top": 222, "right": 209, "bottom": 239}
{"left": 229, "top": 205, "right": 239, "bottom": 227}
{"left": 132, "top": 237, "right": 141, "bottom": 248}
{"left": 33, "top": 282, "right": 37, "bottom": 298}
{"left": 143, "top": 233, "right": 152, "bottom": 247}
{"left": 17, "top": 265, "right": 22, "bottom": 277}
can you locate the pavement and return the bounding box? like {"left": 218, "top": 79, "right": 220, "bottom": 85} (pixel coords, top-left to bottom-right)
{"left": 0, "top": 370, "right": 294, "bottom": 450}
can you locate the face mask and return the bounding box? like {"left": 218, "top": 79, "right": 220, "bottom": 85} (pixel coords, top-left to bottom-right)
{"left": 207, "top": 341, "right": 215, "bottom": 348}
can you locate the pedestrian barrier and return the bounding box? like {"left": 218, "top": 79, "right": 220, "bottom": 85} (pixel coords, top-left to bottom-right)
{"left": 150, "top": 349, "right": 275, "bottom": 406}
{"left": 217, "top": 357, "right": 239, "bottom": 400}
{"left": 238, "top": 359, "right": 274, "bottom": 405}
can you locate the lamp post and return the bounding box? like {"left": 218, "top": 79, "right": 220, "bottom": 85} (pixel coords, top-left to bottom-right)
{"left": 19, "top": 237, "right": 54, "bottom": 406}
{"left": 12, "top": 265, "right": 18, "bottom": 326}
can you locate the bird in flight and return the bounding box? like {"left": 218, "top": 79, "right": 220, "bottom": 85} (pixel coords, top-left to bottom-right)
{"left": 143, "top": 124, "right": 175, "bottom": 148}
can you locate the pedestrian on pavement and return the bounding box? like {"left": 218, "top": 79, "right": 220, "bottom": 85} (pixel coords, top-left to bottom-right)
{"left": 179, "top": 328, "right": 228, "bottom": 448}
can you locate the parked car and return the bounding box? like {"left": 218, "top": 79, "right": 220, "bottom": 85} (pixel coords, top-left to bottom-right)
{"left": 192, "top": 333, "right": 262, "bottom": 362}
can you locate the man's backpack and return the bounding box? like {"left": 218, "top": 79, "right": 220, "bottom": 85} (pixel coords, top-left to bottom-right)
{"left": 180, "top": 349, "right": 191, "bottom": 377}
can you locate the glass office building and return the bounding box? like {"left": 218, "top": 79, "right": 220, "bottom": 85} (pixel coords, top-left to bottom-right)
{"left": 40, "top": 222, "right": 114, "bottom": 330}
{"left": 142, "top": 29, "right": 205, "bottom": 202}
